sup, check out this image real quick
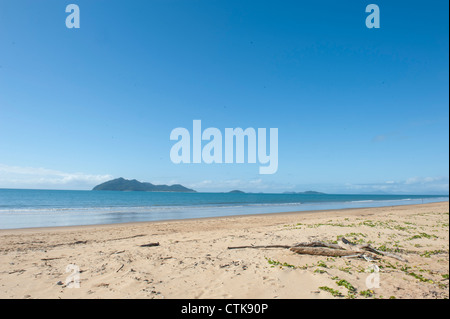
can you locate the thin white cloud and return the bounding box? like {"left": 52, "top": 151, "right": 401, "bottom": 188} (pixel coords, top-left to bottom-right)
{"left": 372, "top": 135, "right": 388, "bottom": 142}
{"left": 371, "top": 131, "right": 408, "bottom": 143}
{"left": 343, "top": 176, "right": 449, "bottom": 194}
{"left": 0, "top": 163, "right": 112, "bottom": 190}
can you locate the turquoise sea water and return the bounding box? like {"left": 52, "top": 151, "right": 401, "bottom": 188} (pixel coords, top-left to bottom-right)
{"left": 0, "top": 189, "right": 447, "bottom": 229}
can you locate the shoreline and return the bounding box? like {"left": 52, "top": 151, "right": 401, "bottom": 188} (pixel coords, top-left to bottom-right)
{"left": 0, "top": 201, "right": 448, "bottom": 234}
{"left": 0, "top": 201, "right": 448, "bottom": 299}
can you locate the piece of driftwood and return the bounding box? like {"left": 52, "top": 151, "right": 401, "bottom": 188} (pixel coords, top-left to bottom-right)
{"left": 292, "top": 241, "right": 343, "bottom": 250}
{"left": 41, "top": 257, "right": 64, "bottom": 261}
{"left": 227, "top": 241, "right": 342, "bottom": 250}
{"left": 289, "top": 246, "right": 380, "bottom": 259}
{"left": 228, "top": 245, "right": 292, "bottom": 249}
{"left": 290, "top": 246, "right": 363, "bottom": 257}
{"left": 116, "top": 264, "right": 124, "bottom": 272}
{"left": 139, "top": 242, "right": 160, "bottom": 247}
{"left": 340, "top": 237, "right": 407, "bottom": 262}
{"left": 381, "top": 251, "right": 407, "bottom": 262}
{"left": 227, "top": 237, "right": 407, "bottom": 262}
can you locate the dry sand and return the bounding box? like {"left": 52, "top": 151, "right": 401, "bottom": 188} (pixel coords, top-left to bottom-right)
{"left": 0, "top": 202, "right": 448, "bottom": 299}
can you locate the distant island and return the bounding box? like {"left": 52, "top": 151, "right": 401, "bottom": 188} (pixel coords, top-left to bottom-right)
{"left": 92, "top": 178, "right": 196, "bottom": 192}
{"left": 92, "top": 179, "right": 325, "bottom": 194}
{"left": 282, "top": 191, "right": 325, "bottom": 195}
{"left": 228, "top": 190, "right": 245, "bottom": 194}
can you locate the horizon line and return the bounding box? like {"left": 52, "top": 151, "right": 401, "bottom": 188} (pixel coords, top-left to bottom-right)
{"left": 0, "top": 187, "right": 448, "bottom": 197}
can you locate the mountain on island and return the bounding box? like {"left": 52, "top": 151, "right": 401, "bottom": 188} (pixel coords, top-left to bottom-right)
{"left": 92, "top": 178, "right": 196, "bottom": 192}
{"left": 283, "top": 191, "right": 325, "bottom": 195}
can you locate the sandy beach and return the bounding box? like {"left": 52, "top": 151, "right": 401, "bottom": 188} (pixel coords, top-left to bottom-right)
{"left": 0, "top": 202, "right": 448, "bottom": 299}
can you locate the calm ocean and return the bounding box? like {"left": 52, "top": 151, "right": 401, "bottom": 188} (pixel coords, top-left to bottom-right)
{"left": 0, "top": 189, "right": 447, "bottom": 229}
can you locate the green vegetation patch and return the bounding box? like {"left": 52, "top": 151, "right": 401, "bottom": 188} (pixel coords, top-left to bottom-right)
{"left": 360, "top": 290, "right": 374, "bottom": 298}
{"left": 336, "top": 279, "right": 356, "bottom": 293}
{"left": 319, "top": 286, "right": 343, "bottom": 297}
{"left": 265, "top": 258, "right": 296, "bottom": 269}
{"left": 407, "top": 232, "right": 438, "bottom": 240}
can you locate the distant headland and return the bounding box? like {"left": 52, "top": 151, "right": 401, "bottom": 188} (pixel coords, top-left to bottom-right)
{"left": 92, "top": 178, "right": 196, "bottom": 192}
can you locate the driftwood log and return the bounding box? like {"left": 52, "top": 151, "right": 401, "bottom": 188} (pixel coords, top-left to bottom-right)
{"left": 228, "top": 241, "right": 343, "bottom": 251}
{"left": 139, "top": 242, "right": 160, "bottom": 247}
{"left": 289, "top": 246, "right": 377, "bottom": 258}
{"left": 292, "top": 241, "right": 343, "bottom": 250}
{"left": 339, "top": 237, "right": 407, "bottom": 262}
{"left": 227, "top": 237, "right": 407, "bottom": 262}
{"left": 228, "top": 245, "right": 292, "bottom": 249}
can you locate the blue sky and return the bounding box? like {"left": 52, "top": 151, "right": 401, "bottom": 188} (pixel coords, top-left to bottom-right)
{"left": 0, "top": 0, "right": 448, "bottom": 194}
